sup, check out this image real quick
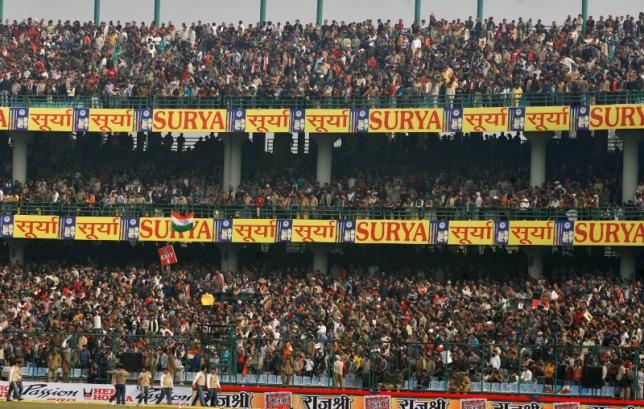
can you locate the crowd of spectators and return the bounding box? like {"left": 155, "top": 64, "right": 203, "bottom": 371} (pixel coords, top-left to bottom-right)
{"left": 1, "top": 132, "right": 642, "bottom": 211}
{"left": 0, "top": 13, "right": 642, "bottom": 101}
{"left": 0, "top": 257, "right": 641, "bottom": 396}
{"left": 0, "top": 169, "right": 635, "bottom": 211}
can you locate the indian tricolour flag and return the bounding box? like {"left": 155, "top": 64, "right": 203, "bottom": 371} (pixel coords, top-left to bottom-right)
{"left": 171, "top": 211, "right": 194, "bottom": 233}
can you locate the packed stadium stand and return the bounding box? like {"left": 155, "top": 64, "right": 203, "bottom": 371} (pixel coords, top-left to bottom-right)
{"left": 0, "top": 14, "right": 641, "bottom": 100}
{"left": 0, "top": 9, "right": 642, "bottom": 404}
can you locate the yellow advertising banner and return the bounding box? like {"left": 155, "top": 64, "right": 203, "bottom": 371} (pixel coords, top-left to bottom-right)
{"left": 138, "top": 217, "right": 214, "bottom": 242}
{"left": 448, "top": 220, "right": 495, "bottom": 245}
{"left": 463, "top": 107, "right": 509, "bottom": 132}
{"left": 75, "top": 217, "right": 121, "bottom": 241}
{"left": 0, "top": 107, "right": 10, "bottom": 130}
{"left": 368, "top": 109, "right": 443, "bottom": 133}
{"left": 355, "top": 220, "right": 430, "bottom": 244}
{"left": 524, "top": 106, "right": 570, "bottom": 131}
{"left": 12, "top": 215, "right": 59, "bottom": 239}
{"left": 305, "top": 109, "right": 350, "bottom": 133}
{"left": 245, "top": 109, "right": 291, "bottom": 133}
{"left": 589, "top": 104, "right": 644, "bottom": 130}
{"left": 88, "top": 109, "right": 133, "bottom": 132}
{"left": 27, "top": 108, "right": 74, "bottom": 132}
{"left": 508, "top": 221, "right": 555, "bottom": 246}
{"left": 152, "top": 109, "right": 227, "bottom": 133}
{"left": 201, "top": 389, "right": 642, "bottom": 409}
{"left": 573, "top": 221, "right": 644, "bottom": 246}
{"left": 291, "top": 220, "right": 337, "bottom": 243}
{"left": 232, "top": 219, "right": 276, "bottom": 243}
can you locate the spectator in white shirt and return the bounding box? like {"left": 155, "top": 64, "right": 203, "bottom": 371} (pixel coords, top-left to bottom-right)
{"left": 489, "top": 351, "right": 501, "bottom": 370}
{"left": 191, "top": 367, "right": 207, "bottom": 406}
{"left": 520, "top": 366, "right": 533, "bottom": 383}
{"left": 156, "top": 368, "right": 174, "bottom": 405}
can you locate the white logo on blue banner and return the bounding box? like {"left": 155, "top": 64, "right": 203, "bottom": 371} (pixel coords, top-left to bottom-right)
{"left": 555, "top": 220, "right": 575, "bottom": 246}
{"left": 74, "top": 108, "right": 89, "bottom": 132}
{"left": 576, "top": 106, "right": 589, "bottom": 130}
{"left": 448, "top": 109, "right": 462, "bottom": 132}
{"left": 351, "top": 109, "right": 369, "bottom": 132}
{"left": 291, "top": 109, "right": 305, "bottom": 132}
{"left": 136, "top": 108, "right": 153, "bottom": 132}
{"left": 510, "top": 107, "right": 525, "bottom": 131}
{"left": 495, "top": 220, "right": 509, "bottom": 246}
{"left": 431, "top": 221, "right": 449, "bottom": 244}
{"left": 216, "top": 218, "right": 233, "bottom": 242}
{"left": 277, "top": 219, "right": 292, "bottom": 242}
{"left": 11, "top": 108, "right": 29, "bottom": 130}
{"left": 0, "top": 214, "right": 14, "bottom": 238}
{"left": 62, "top": 216, "right": 76, "bottom": 240}
{"left": 339, "top": 220, "right": 355, "bottom": 243}
{"left": 121, "top": 217, "right": 139, "bottom": 241}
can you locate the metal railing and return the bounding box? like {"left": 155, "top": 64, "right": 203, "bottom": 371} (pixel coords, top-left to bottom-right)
{"left": 0, "top": 91, "right": 642, "bottom": 109}
{"left": 2, "top": 330, "right": 641, "bottom": 399}
{"left": 1, "top": 202, "right": 642, "bottom": 220}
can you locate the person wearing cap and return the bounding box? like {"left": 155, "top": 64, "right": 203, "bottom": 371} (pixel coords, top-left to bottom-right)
{"left": 137, "top": 367, "right": 153, "bottom": 404}
{"left": 7, "top": 361, "right": 23, "bottom": 401}
{"left": 206, "top": 367, "right": 220, "bottom": 407}
{"left": 156, "top": 368, "right": 174, "bottom": 405}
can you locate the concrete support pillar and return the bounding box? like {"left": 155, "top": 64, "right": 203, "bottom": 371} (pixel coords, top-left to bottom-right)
{"left": 220, "top": 245, "right": 239, "bottom": 273}
{"left": 222, "top": 134, "right": 244, "bottom": 195}
{"left": 259, "top": 0, "right": 267, "bottom": 24}
{"left": 526, "top": 132, "right": 552, "bottom": 188}
{"left": 312, "top": 245, "right": 329, "bottom": 275}
{"left": 9, "top": 240, "right": 25, "bottom": 265}
{"left": 313, "top": 134, "right": 337, "bottom": 186}
{"left": 619, "top": 250, "right": 637, "bottom": 281}
{"left": 621, "top": 132, "right": 640, "bottom": 204}
{"left": 154, "top": 0, "right": 161, "bottom": 25}
{"left": 526, "top": 248, "right": 544, "bottom": 279}
{"left": 316, "top": 0, "right": 324, "bottom": 26}
{"left": 11, "top": 132, "right": 31, "bottom": 184}
{"left": 94, "top": 0, "right": 101, "bottom": 25}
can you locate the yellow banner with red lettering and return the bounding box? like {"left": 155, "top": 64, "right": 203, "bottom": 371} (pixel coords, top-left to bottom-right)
{"left": 573, "top": 221, "right": 644, "bottom": 246}
{"left": 75, "top": 217, "right": 121, "bottom": 241}
{"left": 27, "top": 108, "right": 74, "bottom": 132}
{"left": 12, "top": 215, "right": 59, "bottom": 239}
{"left": 88, "top": 109, "right": 133, "bottom": 132}
{"left": 463, "top": 107, "right": 509, "bottom": 132}
{"left": 0, "top": 105, "right": 642, "bottom": 133}
{"left": 232, "top": 219, "right": 276, "bottom": 243}
{"left": 152, "top": 109, "right": 227, "bottom": 132}
{"left": 448, "top": 220, "right": 495, "bottom": 245}
{"left": 291, "top": 219, "right": 337, "bottom": 243}
{"left": 3, "top": 216, "right": 644, "bottom": 246}
{"left": 508, "top": 221, "right": 555, "bottom": 246}
{"left": 354, "top": 220, "right": 430, "bottom": 244}
{"left": 245, "top": 109, "right": 291, "bottom": 133}
{"left": 589, "top": 104, "right": 644, "bottom": 130}
{"left": 524, "top": 106, "right": 570, "bottom": 131}
{"left": 368, "top": 109, "right": 443, "bottom": 133}
{"left": 138, "top": 217, "right": 214, "bottom": 242}
{"left": 304, "top": 109, "right": 350, "bottom": 133}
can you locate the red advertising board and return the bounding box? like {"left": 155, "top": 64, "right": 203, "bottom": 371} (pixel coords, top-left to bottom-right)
{"left": 158, "top": 245, "right": 177, "bottom": 266}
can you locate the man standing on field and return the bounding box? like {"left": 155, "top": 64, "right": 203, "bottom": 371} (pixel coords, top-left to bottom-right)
{"left": 138, "top": 367, "right": 153, "bottom": 404}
